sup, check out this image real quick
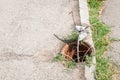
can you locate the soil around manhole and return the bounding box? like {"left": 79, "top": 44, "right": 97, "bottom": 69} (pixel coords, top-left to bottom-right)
{"left": 61, "top": 41, "right": 92, "bottom": 62}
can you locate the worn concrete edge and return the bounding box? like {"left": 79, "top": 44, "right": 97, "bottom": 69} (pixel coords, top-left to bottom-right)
{"left": 79, "top": 0, "right": 96, "bottom": 80}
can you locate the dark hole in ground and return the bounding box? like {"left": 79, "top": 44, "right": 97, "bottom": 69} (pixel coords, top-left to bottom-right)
{"left": 62, "top": 41, "right": 92, "bottom": 62}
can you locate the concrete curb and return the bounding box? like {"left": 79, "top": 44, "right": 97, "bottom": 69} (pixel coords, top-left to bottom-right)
{"left": 79, "top": 0, "right": 96, "bottom": 80}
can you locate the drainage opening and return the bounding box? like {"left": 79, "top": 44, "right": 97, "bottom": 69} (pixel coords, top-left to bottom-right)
{"left": 61, "top": 41, "right": 93, "bottom": 62}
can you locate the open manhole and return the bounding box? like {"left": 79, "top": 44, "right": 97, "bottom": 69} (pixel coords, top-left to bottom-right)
{"left": 61, "top": 41, "right": 93, "bottom": 62}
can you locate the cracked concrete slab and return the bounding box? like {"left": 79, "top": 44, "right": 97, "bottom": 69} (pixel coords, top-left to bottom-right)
{"left": 0, "top": 0, "right": 86, "bottom": 80}
{"left": 0, "top": 59, "right": 81, "bottom": 80}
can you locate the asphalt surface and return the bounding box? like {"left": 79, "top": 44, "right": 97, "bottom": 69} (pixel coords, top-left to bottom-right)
{"left": 100, "top": 0, "right": 120, "bottom": 79}
{"left": 0, "top": 0, "right": 85, "bottom": 80}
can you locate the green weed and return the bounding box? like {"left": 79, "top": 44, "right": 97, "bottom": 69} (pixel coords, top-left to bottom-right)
{"left": 64, "top": 31, "right": 78, "bottom": 43}
{"left": 65, "top": 60, "right": 76, "bottom": 68}
{"left": 53, "top": 53, "right": 76, "bottom": 69}
{"left": 88, "top": 0, "right": 115, "bottom": 80}
{"left": 53, "top": 54, "right": 64, "bottom": 62}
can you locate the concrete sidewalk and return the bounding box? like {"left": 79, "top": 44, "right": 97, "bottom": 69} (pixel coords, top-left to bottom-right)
{"left": 0, "top": 0, "right": 73, "bottom": 56}
{"left": 100, "top": 0, "right": 120, "bottom": 79}
{"left": 0, "top": 0, "right": 85, "bottom": 80}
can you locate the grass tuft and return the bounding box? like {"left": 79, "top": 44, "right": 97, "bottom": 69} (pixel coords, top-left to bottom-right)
{"left": 64, "top": 31, "right": 78, "bottom": 43}
{"left": 88, "top": 0, "right": 115, "bottom": 80}
{"left": 65, "top": 60, "right": 76, "bottom": 68}
{"left": 53, "top": 54, "right": 64, "bottom": 62}
{"left": 53, "top": 53, "right": 76, "bottom": 69}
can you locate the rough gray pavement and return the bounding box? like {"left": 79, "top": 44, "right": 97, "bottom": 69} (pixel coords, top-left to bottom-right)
{"left": 100, "top": 0, "right": 120, "bottom": 79}
{"left": 0, "top": 0, "right": 73, "bottom": 56}
{"left": 0, "top": 0, "right": 85, "bottom": 80}
{"left": 0, "top": 57, "right": 82, "bottom": 80}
